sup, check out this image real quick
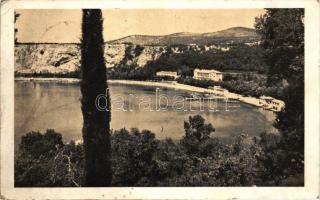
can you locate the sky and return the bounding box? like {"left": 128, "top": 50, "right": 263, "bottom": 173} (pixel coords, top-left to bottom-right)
{"left": 16, "top": 9, "right": 265, "bottom": 43}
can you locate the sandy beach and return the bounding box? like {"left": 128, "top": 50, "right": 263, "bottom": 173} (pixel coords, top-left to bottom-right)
{"left": 14, "top": 77, "right": 264, "bottom": 108}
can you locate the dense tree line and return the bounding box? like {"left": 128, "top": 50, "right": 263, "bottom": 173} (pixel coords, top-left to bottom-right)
{"left": 144, "top": 44, "right": 269, "bottom": 74}
{"left": 108, "top": 43, "right": 270, "bottom": 80}
{"left": 107, "top": 42, "right": 285, "bottom": 98}
{"left": 14, "top": 70, "right": 81, "bottom": 78}
{"left": 16, "top": 115, "right": 299, "bottom": 187}
{"left": 177, "top": 73, "right": 284, "bottom": 99}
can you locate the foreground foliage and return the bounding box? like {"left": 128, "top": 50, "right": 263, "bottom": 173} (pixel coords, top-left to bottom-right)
{"left": 255, "top": 8, "right": 304, "bottom": 181}
{"left": 15, "top": 115, "right": 303, "bottom": 187}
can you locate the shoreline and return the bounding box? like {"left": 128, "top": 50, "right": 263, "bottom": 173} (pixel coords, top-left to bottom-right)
{"left": 14, "top": 77, "right": 265, "bottom": 109}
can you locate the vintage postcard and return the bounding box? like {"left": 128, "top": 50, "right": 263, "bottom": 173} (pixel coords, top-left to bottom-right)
{"left": 0, "top": 0, "right": 319, "bottom": 199}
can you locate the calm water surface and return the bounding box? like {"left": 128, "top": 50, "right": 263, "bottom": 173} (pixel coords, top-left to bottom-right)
{"left": 14, "top": 81, "right": 276, "bottom": 146}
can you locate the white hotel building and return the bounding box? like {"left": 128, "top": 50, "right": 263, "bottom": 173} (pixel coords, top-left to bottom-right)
{"left": 193, "top": 68, "right": 223, "bottom": 81}
{"left": 156, "top": 71, "right": 180, "bottom": 80}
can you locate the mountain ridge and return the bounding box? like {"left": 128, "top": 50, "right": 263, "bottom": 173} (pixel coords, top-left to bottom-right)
{"left": 106, "top": 27, "right": 260, "bottom": 45}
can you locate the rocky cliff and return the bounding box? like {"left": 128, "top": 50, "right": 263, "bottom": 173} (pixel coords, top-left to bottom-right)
{"left": 15, "top": 44, "right": 79, "bottom": 75}
{"left": 14, "top": 43, "right": 168, "bottom": 75}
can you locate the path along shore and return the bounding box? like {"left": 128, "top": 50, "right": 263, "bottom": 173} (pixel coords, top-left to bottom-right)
{"left": 15, "top": 77, "right": 265, "bottom": 108}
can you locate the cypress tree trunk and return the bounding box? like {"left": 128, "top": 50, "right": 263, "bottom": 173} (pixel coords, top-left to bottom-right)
{"left": 80, "top": 9, "right": 112, "bottom": 186}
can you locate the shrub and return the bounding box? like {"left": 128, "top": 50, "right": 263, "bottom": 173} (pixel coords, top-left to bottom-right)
{"left": 15, "top": 129, "right": 84, "bottom": 187}
{"left": 111, "top": 128, "right": 159, "bottom": 186}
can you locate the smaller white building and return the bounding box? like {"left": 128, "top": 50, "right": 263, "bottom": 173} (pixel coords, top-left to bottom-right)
{"left": 259, "top": 96, "right": 285, "bottom": 112}
{"left": 156, "top": 71, "right": 180, "bottom": 80}
{"left": 193, "top": 68, "right": 223, "bottom": 81}
{"left": 208, "top": 86, "right": 229, "bottom": 97}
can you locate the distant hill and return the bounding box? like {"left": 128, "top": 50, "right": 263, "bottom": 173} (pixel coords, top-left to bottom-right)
{"left": 107, "top": 27, "right": 260, "bottom": 46}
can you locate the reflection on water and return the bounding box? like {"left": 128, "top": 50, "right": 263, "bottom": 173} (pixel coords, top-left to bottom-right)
{"left": 14, "top": 81, "right": 276, "bottom": 146}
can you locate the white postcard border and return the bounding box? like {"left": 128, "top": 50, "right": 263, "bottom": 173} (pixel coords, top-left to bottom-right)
{"left": 1, "top": 0, "right": 319, "bottom": 199}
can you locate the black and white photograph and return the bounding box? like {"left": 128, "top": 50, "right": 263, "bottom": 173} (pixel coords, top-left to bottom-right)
{"left": 0, "top": 0, "right": 319, "bottom": 199}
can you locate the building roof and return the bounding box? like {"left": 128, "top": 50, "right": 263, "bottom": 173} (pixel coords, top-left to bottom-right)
{"left": 194, "top": 68, "right": 222, "bottom": 73}
{"left": 156, "top": 71, "right": 177, "bottom": 73}
{"left": 260, "top": 95, "right": 274, "bottom": 100}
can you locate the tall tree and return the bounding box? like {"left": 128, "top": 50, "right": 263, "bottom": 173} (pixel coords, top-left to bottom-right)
{"left": 255, "top": 9, "right": 304, "bottom": 84}
{"left": 255, "top": 9, "right": 304, "bottom": 182}
{"left": 80, "top": 9, "right": 112, "bottom": 186}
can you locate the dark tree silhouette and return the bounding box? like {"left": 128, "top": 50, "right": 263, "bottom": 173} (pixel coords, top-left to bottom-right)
{"left": 255, "top": 9, "right": 304, "bottom": 84}
{"left": 80, "top": 9, "right": 112, "bottom": 186}
{"left": 255, "top": 9, "right": 304, "bottom": 181}
{"left": 184, "top": 115, "right": 215, "bottom": 141}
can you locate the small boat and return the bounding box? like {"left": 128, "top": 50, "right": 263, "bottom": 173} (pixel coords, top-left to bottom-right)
{"left": 259, "top": 96, "right": 285, "bottom": 112}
